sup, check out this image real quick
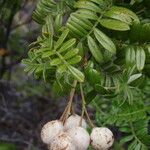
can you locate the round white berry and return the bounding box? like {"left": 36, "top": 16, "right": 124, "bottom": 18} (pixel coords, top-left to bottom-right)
{"left": 49, "top": 131, "right": 76, "bottom": 150}
{"left": 90, "top": 127, "right": 114, "bottom": 150}
{"left": 41, "top": 120, "right": 63, "bottom": 144}
{"left": 67, "top": 127, "right": 90, "bottom": 150}
{"left": 64, "top": 114, "right": 87, "bottom": 130}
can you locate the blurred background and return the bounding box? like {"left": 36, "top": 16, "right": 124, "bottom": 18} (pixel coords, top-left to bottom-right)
{"left": 0, "top": 0, "right": 70, "bottom": 149}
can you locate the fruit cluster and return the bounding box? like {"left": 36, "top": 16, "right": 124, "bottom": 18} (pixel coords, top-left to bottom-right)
{"left": 41, "top": 114, "right": 114, "bottom": 150}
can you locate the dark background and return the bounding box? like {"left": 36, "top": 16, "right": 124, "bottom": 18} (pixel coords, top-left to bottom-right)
{"left": 0, "top": 0, "right": 66, "bottom": 149}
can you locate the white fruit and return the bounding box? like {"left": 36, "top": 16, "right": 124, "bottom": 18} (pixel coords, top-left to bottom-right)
{"left": 49, "top": 131, "right": 76, "bottom": 150}
{"left": 41, "top": 120, "right": 63, "bottom": 144}
{"left": 64, "top": 114, "right": 87, "bottom": 130}
{"left": 90, "top": 127, "right": 114, "bottom": 150}
{"left": 67, "top": 127, "right": 90, "bottom": 150}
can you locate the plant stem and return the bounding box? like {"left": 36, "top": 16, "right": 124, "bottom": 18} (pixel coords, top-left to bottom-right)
{"left": 80, "top": 83, "right": 95, "bottom": 128}
{"left": 60, "top": 80, "right": 77, "bottom": 123}
{"left": 80, "top": 83, "right": 86, "bottom": 126}
{"left": 85, "top": 108, "right": 95, "bottom": 128}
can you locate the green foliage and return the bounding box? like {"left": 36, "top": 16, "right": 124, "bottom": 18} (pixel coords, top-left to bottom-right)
{"left": 23, "top": 0, "right": 150, "bottom": 149}
{"left": 22, "top": 15, "right": 84, "bottom": 82}
{"left": 0, "top": 143, "right": 17, "bottom": 150}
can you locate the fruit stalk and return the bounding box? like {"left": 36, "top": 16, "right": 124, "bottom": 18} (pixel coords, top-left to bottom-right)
{"left": 60, "top": 80, "right": 77, "bottom": 123}
{"left": 80, "top": 83, "right": 95, "bottom": 128}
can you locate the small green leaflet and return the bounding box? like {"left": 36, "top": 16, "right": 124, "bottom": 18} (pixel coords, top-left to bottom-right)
{"left": 90, "top": 0, "right": 104, "bottom": 5}
{"left": 104, "top": 9, "right": 132, "bottom": 24}
{"left": 136, "top": 47, "right": 146, "bottom": 71}
{"left": 57, "top": 65, "right": 67, "bottom": 74}
{"left": 77, "top": 42, "right": 84, "bottom": 57}
{"left": 147, "top": 45, "right": 150, "bottom": 54}
{"left": 68, "top": 66, "right": 85, "bottom": 82}
{"left": 54, "top": 13, "right": 63, "bottom": 33}
{"left": 127, "top": 73, "right": 142, "bottom": 84}
{"left": 64, "top": 48, "right": 79, "bottom": 59}
{"left": 50, "top": 58, "right": 62, "bottom": 66}
{"left": 94, "top": 28, "right": 116, "bottom": 54}
{"left": 75, "top": 1, "right": 101, "bottom": 13}
{"left": 70, "top": 14, "right": 92, "bottom": 30}
{"left": 87, "top": 35, "right": 103, "bottom": 63}
{"left": 58, "top": 38, "right": 76, "bottom": 53}
{"left": 85, "top": 89, "right": 97, "bottom": 105}
{"left": 54, "top": 28, "right": 69, "bottom": 50}
{"left": 67, "top": 22, "right": 85, "bottom": 36}
{"left": 120, "top": 135, "right": 134, "bottom": 144}
{"left": 85, "top": 66, "right": 102, "bottom": 86}
{"left": 68, "top": 18, "right": 88, "bottom": 35}
{"left": 99, "top": 19, "right": 130, "bottom": 31}
{"left": 42, "top": 15, "right": 54, "bottom": 36}
{"left": 76, "top": 9, "right": 98, "bottom": 20}
{"left": 109, "top": 6, "right": 140, "bottom": 23}
{"left": 125, "top": 46, "right": 136, "bottom": 66}
{"left": 42, "top": 51, "right": 55, "bottom": 58}
{"left": 95, "top": 84, "right": 110, "bottom": 95}
{"left": 68, "top": 56, "right": 82, "bottom": 65}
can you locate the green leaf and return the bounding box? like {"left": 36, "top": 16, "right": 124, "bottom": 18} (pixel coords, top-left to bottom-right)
{"left": 87, "top": 35, "right": 103, "bottom": 63}
{"left": 64, "top": 48, "right": 79, "bottom": 59}
{"left": 119, "top": 127, "right": 131, "bottom": 133}
{"left": 135, "top": 143, "right": 141, "bottom": 150}
{"left": 94, "top": 84, "right": 110, "bottom": 95}
{"left": 85, "top": 67, "right": 102, "bottom": 86}
{"left": 54, "top": 28, "right": 69, "bottom": 50}
{"left": 125, "top": 46, "right": 136, "bottom": 66}
{"left": 127, "top": 73, "right": 142, "bottom": 84}
{"left": 24, "top": 66, "right": 36, "bottom": 75}
{"left": 90, "top": 0, "right": 104, "bottom": 5}
{"left": 57, "top": 65, "right": 67, "bottom": 74}
{"left": 58, "top": 38, "right": 76, "bottom": 53}
{"left": 67, "top": 22, "right": 85, "bottom": 36}
{"left": 109, "top": 6, "right": 140, "bottom": 23}
{"left": 128, "top": 140, "right": 137, "bottom": 150}
{"left": 85, "top": 90, "right": 97, "bottom": 105}
{"left": 54, "top": 13, "right": 63, "bottom": 33}
{"left": 105, "top": 9, "right": 132, "bottom": 24}
{"left": 120, "top": 135, "right": 134, "bottom": 144}
{"left": 136, "top": 47, "right": 146, "bottom": 71}
{"left": 99, "top": 19, "right": 130, "bottom": 31}
{"left": 68, "top": 18, "right": 88, "bottom": 35}
{"left": 22, "top": 59, "right": 31, "bottom": 65}
{"left": 75, "top": 9, "right": 98, "bottom": 20}
{"left": 75, "top": 1, "right": 101, "bottom": 12}
{"left": 94, "top": 28, "right": 116, "bottom": 54}
{"left": 70, "top": 13, "right": 92, "bottom": 30}
{"left": 42, "top": 15, "right": 54, "bottom": 36}
{"left": 68, "top": 56, "right": 82, "bottom": 65}
{"left": 68, "top": 66, "right": 84, "bottom": 82}
{"left": 77, "top": 42, "right": 84, "bottom": 57}
{"left": 43, "top": 64, "right": 46, "bottom": 82}
{"left": 50, "top": 58, "right": 62, "bottom": 66}
{"left": 71, "top": 13, "right": 93, "bottom": 27}
{"left": 42, "top": 51, "right": 55, "bottom": 58}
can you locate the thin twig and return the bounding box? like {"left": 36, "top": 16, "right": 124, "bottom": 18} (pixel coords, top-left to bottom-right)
{"left": 60, "top": 80, "right": 77, "bottom": 123}
{"left": 80, "top": 83, "right": 95, "bottom": 128}
{"left": 71, "top": 103, "right": 75, "bottom": 115}
{"left": 85, "top": 108, "right": 95, "bottom": 128}
{"left": 80, "top": 83, "right": 86, "bottom": 126}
